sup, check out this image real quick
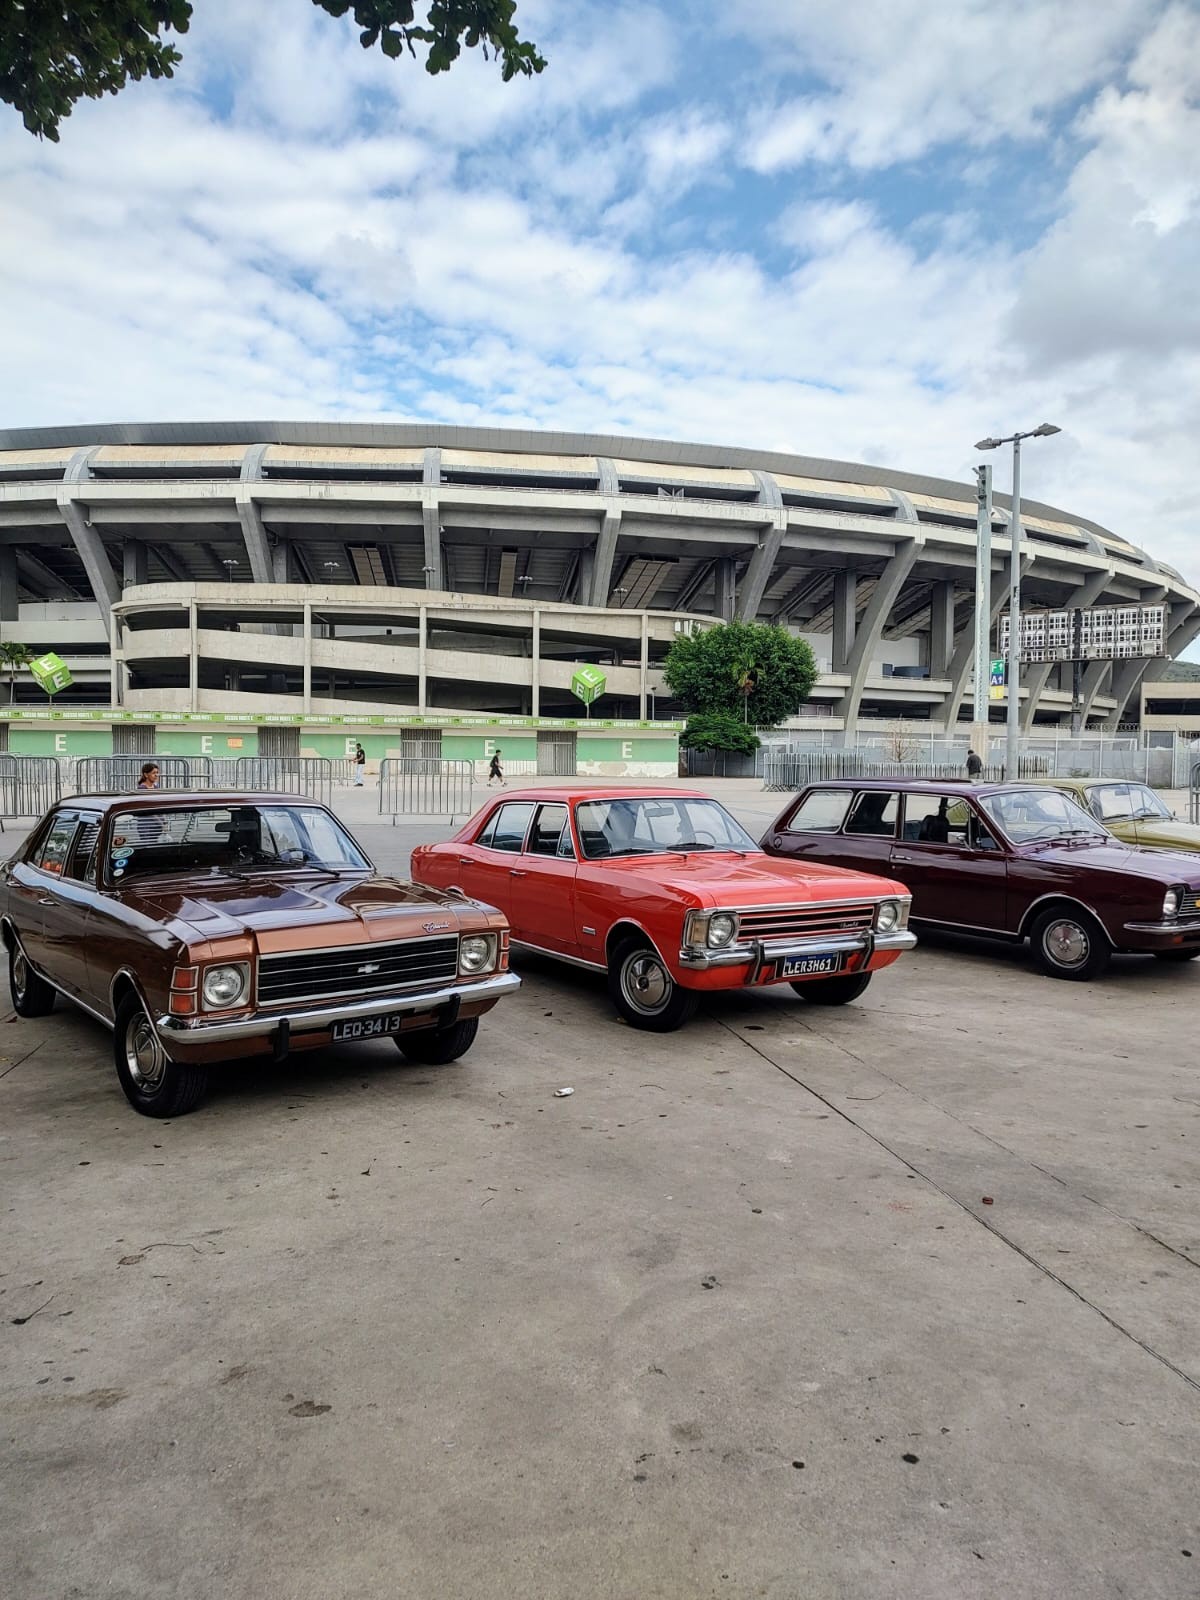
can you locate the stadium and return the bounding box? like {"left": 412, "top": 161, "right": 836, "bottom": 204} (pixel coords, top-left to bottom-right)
{"left": 0, "top": 422, "right": 1197, "bottom": 747}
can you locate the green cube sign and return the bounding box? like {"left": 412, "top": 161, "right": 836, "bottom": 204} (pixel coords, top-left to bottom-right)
{"left": 29, "top": 652, "right": 73, "bottom": 695}
{"left": 570, "top": 665, "right": 607, "bottom": 707}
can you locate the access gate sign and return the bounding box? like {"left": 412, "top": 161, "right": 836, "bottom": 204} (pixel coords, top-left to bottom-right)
{"left": 570, "top": 665, "right": 607, "bottom": 706}
{"left": 989, "top": 658, "right": 1006, "bottom": 701}
{"left": 29, "top": 652, "right": 73, "bottom": 694}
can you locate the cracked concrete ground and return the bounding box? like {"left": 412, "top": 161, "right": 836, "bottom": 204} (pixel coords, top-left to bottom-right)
{"left": 1, "top": 795, "right": 1199, "bottom": 1598}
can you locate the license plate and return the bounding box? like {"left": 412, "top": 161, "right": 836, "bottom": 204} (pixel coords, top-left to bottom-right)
{"left": 331, "top": 1012, "right": 405, "bottom": 1042}
{"left": 779, "top": 954, "right": 843, "bottom": 979}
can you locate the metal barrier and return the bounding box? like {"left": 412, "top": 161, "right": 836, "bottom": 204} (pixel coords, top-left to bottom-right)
{"left": 234, "top": 756, "right": 333, "bottom": 806}
{"left": 378, "top": 758, "right": 475, "bottom": 822}
{"left": 761, "top": 751, "right": 1049, "bottom": 792}
{"left": 0, "top": 755, "right": 63, "bottom": 824}
{"left": 73, "top": 755, "right": 213, "bottom": 793}
{"left": 1191, "top": 762, "right": 1200, "bottom": 826}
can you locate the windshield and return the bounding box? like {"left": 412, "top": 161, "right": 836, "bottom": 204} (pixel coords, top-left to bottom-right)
{"left": 980, "top": 789, "right": 1108, "bottom": 845}
{"left": 1087, "top": 783, "right": 1172, "bottom": 823}
{"left": 574, "top": 796, "right": 757, "bottom": 859}
{"left": 107, "top": 804, "right": 370, "bottom": 883}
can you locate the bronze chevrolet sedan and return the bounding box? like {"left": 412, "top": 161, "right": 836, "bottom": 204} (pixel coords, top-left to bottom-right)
{"left": 0, "top": 792, "right": 518, "bottom": 1117}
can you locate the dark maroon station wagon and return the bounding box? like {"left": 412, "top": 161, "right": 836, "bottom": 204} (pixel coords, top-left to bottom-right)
{"left": 762, "top": 779, "right": 1200, "bottom": 981}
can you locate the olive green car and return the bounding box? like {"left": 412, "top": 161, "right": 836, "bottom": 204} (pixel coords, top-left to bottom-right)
{"left": 1044, "top": 778, "right": 1200, "bottom": 852}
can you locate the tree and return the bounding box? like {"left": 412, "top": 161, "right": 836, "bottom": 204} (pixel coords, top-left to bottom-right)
{"left": 664, "top": 621, "right": 818, "bottom": 730}
{"left": 0, "top": 642, "right": 34, "bottom": 704}
{"left": 2, "top": 1, "right": 545, "bottom": 141}
{"left": 679, "top": 713, "right": 760, "bottom": 757}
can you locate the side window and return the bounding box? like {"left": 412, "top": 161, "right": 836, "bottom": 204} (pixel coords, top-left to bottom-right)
{"left": 67, "top": 818, "right": 102, "bottom": 883}
{"left": 475, "top": 810, "right": 499, "bottom": 848}
{"left": 902, "top": 793, "right": 971, "bottom": 847}
{"left": 528, "top": 804, "right": 571, "bottom": 858}
{"left": 785, "top": 790, "right": 853, "bottom": 833}
{"left": 36, "top": 812, "right": 79, "bottom": 877}
{"left": 845, "top": 791, "right": 898, "bottom": 838}
{"left": 490, "top": 802, "right": 535, "bottom": 853}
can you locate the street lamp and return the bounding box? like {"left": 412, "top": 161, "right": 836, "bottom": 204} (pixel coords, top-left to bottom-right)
{"left": 974, "top": 424, "right": 1062, "bottom": 779}
{"left": 222, "top": 558, "right": 239, "bottom": 583}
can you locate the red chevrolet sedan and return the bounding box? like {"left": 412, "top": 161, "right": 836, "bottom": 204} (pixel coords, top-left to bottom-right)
{"left": 410, "top": 786, "right": 915, "bottom": 1031}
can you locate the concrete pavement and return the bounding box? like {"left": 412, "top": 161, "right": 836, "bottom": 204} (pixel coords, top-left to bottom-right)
{"left": 2, "top": 787, "right": 1200, "bottom": 1598}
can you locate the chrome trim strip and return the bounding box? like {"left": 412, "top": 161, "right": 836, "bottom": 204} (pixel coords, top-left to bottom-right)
{"left": 156, "top": 970, "right": 521, "bottom": 1043}
{"left": 1123, "top": 918, "right": 1200, "bottom": 935}
{"left": 679, "top": 929, "right": 916, "bottom": 969}
{"left": 510, "top": 938, "right": 606, "bottom": 972}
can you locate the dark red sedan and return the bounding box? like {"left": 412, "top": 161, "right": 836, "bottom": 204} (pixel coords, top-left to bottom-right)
{"left": 762, "top": 779, "right": 1200, "bottom": 981}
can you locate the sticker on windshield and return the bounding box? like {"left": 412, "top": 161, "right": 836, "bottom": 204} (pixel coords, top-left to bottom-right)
{"left": 112, "top": 846, "right": 133, "bottom": 861}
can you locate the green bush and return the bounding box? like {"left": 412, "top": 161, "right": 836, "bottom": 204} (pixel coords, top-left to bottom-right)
{"left": 680, "top": 714, "right": 761, "bottom": 756}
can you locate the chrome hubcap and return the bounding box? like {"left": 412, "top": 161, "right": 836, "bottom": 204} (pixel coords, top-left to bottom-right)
{"left": 623, "top": 952, "right": 670, "bottom": 1014}
{"left": 126, "top": 1011, "right": 167, "bottom": 1091}
{"left": 1045, "top": 919, "right": 1089, "bottom": 968}
{"left": 12, "top": 949, "right": 27, "bottom": 999}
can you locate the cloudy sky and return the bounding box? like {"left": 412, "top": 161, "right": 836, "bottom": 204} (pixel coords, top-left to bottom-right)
{"left": 1, "top": 0, "right": 1197, "bottom": 620}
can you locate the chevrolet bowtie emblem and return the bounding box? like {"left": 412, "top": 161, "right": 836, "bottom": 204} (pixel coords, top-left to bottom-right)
{"left": 358, "top": 962, "right": 381, "bottom": 975}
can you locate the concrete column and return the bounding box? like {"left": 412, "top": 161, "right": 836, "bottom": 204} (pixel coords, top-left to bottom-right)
{"left": 640, "top": 611, "right": 649, "bottom": 719}
{"left": 418, "top": 605, "right": 428, "bottom": 713}
{"left": 0, "top": 546, "right": 18, "bottom": 622}
{"left": 302, "top": 601, "right": 312, "bottom": 711}
{"left": 531, "top": 608, "right": 541, "bottom": 717}
{"left": 736, "top": 471, "right": 786, "bottom": 621}
{"left": 1019, "top": 566, "right": 1113, "bottom": 732}
{"left": 589, "top": 510, "right": 621, "bottom": 607}
{"left": 837, "top": 539, "right": 923, "bottom": 736}
{"left": 715, "top": 558, "right": 736, "bottom": 621}
{"left": 272, "top": 541, "right": 291, "bottom": 583}
{"left": 122, "top": 542, "right": 148, "bottom": 589}
{"left": 60, "top": 447, "right": 120, "bottom": 638}
{"left": 110, "top": 612, "right": 121, "bottom": 706}
{"left": 421, "top": 493, "right": 444, "bottom": 592}
{"left": 236, "top": 443, "right": 273, "bottom": 584}
{"left": 188, "top": 600, "right": 199, "bottom": 713}
{"left": 577, "top": 547, "right": 594, "bottom": 606}
{"left": 832, "top": 571, "right": 857, "bottom": 670}
{"left": 938, "top": 555, "right": 1033, "bottom": 731}
{"left": 929, "top": 581, "right": 955, "bottom": 678}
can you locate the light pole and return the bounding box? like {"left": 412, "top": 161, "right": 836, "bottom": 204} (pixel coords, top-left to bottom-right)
{"left": 974, "top": 423, "right": 1061, "bottom": 779}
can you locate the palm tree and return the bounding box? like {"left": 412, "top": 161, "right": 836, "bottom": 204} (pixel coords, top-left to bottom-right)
{"left": 731, "top": 657, "right": 758, "bottom": 722}
{"left": 0, "top": 642, "right": 33, "bottom": 705}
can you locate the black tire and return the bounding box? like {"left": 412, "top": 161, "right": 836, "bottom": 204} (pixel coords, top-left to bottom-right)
{"left": 396, "top": 1016, "right": 479, "bottom": 1064}
{"left": 113, "top": 993, "right": 209, "bottom": 1117}
{"left": 1029, "top": 907, "right": 1111, "bottom": 982}
{"left": 1153, "top": 949, "right": 1200, "bottom": 963}
{"left": 9, "top": 938, "right": 55, "bottom": 1018}
{"left": 790, "top": 971, "right": 873, "bottom": 1006}
{"left": 608, "top": 939, "right": 698, "bottom": 1032}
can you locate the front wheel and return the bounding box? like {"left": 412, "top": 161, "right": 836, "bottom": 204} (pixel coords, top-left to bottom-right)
{"left": 113, "top": 993, "right": 209, "bottom": 1117}
{"left": 791, "top": 971, "right": 872, "bottom": 1006}
{"left": 1153, "top": 948, "right": 1200, "bottom": 963}
{"left": 1030, "top": 907, "right": 1111, "bottom": 982}
{"left": 9, "top": 939, "right": 56, "bottom": 1017}
{"left": 396, "top": 1016, "right": 479, "bottom": 1064}
{"left": 609, "top": 941, "right": 698, "bottom": 1032}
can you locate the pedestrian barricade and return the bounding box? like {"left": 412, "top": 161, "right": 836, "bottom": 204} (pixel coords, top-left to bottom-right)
{"left": 0, "top": 755, "right": 63, "bottom": 826}
{"left": 1191, "top": 762, "right": 1200, "bottom": 826}
{"left": 378, "top": 758, "right": 474, "bottom": 822}
{"left": 234, "top": 756, "right": 332, "bottom": 807}
{"left": 73, "top": 756, "right": 211, "bottom": 793}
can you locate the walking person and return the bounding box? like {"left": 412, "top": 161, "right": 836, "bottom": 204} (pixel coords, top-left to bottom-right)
{"left": 137, "top": 761, "right": 160, "bottom": 789}
{"left": 966, "top": 748, "right": 983, "bottom": 781}
{"left": 487, "top": 747, "right": 505, "bottom": 787}
{"left": 353, "top": 742, "right": 366, "bottom": 787}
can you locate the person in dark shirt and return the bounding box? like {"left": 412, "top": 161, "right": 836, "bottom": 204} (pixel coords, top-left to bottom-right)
{"left": 966, "top": 749, "right": 983, "bottom": 780}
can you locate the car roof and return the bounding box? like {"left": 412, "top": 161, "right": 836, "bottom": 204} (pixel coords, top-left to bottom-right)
{"left": 484, "top": 785, "right": 712, "bottom": 803}
{"left": 802, "top": 778, "right": 1048, "bottom": 796}
{"left": 61, "top": 791, "right": 333, "bottom": 813}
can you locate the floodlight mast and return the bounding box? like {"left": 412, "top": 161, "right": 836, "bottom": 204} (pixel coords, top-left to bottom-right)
{"left": 974, "top": 425, "right": 1062, "bottom": 779}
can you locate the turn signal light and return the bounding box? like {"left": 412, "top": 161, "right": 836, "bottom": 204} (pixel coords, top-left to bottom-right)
{"left": 169, "top": 992, "right": 197, "bottom": 1016}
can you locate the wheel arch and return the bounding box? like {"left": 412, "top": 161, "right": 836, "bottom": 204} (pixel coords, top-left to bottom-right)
{"left": 1018, "top": 894, "right": 1115, "bottom": 947}
{"left": 605, "top": 918, "right": 671, "bottom": 971}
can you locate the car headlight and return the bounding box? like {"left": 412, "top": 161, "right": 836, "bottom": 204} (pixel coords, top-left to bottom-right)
{"left": 459, "top": 934, "right": 497, "bottom": 975}
{"left": 1163, "top": 887, "right": 1182, "bottom": 918}
{"left": 707, "top": 912, "right": 737, "bottom": 948}
{"left": 201, "top": 963, "right": 249, "bottom": 1010}
{"left": 875, "top": 900, "right": 902, "bottom": 933}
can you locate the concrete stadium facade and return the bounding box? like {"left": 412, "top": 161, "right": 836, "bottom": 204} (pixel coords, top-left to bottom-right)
{"left": 0, "top": 421, "right": 1197, "bottom": 732}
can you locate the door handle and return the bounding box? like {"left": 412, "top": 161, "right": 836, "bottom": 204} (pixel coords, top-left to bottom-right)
{"left": 458, "top": 857, "right": 474, "bottom": 866}
{"left": 37, "top": 896, "right": 57, "bottom": 906}
{"left": 510, "top": 868, "right": 527, "bottom": 877}
{"left": 892, "top": 853, "right": 921, "bottom": 866}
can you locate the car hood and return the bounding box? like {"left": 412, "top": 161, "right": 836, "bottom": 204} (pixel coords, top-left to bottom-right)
{"left": 1125, "top": 820, "right": 1200, "bottom": 853}
{"left": 1022, "top": 839, "right": 1200, "bottom": 883}
{"left": 586, "top": 851, "right": 905, "bottom": 905}
{"left": 125, "top": 874, "right": 478, "bottom": 951}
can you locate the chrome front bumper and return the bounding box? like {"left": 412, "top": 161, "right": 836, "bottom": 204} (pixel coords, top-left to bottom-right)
{"left": 156, "top": 970, "right": 521, "bottom": 1044}
{"left": 678, "top": 928, "right": 917, "bottom": 972}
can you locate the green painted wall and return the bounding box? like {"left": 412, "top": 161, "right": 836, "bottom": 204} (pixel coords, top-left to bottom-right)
{"left": 577, "top": 736, "right": 678, "bottom": 762}
{"left": 155, "top": 729, "right": 260, "bottom": 757}
{"left": 441, "top": 734, "right": 538, "bottom": 762}
{"left": 301, "top": 733, "right": 394, "bottom": 762}
{"left": 9, "top": 727, "right": 113, "bottom": 756}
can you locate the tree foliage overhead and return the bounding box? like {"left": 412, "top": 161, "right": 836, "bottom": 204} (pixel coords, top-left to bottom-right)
{"left": 2, "top": 0, "right": 544, "bottom": 140}
{"left": 664, "top": 621, "right": 819, "bottom": 730}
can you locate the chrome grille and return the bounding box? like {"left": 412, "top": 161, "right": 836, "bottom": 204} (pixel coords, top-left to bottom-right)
{"left": 1184, "top": 891, "right": 1200, "bottom": 917}
{"left": 737, "top": 905, "right": 875, "bottom": 942}
{"left": 258, "top": 935, "right": 458, "bottom": 1005}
